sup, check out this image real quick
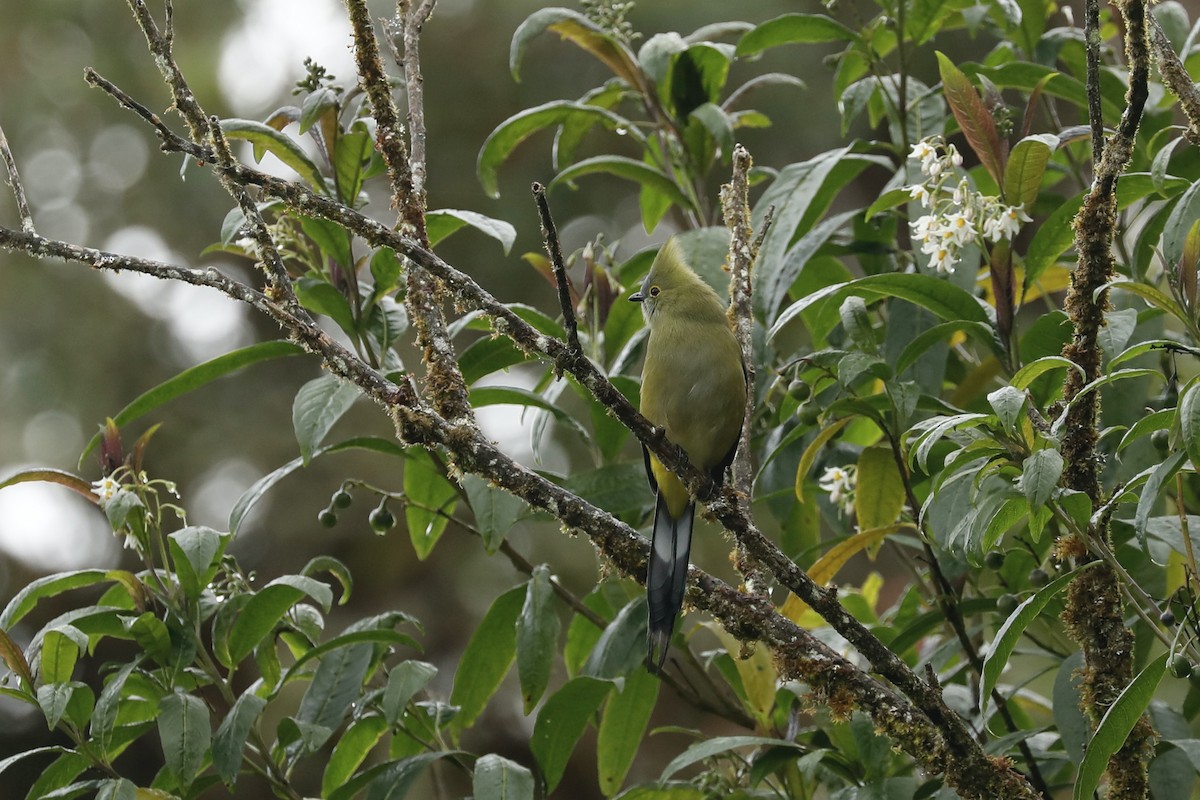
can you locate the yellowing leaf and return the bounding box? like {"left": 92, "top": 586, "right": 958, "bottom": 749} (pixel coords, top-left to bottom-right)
{"left": 780, "top": 524, "right": 915, "bottom": 624}
{"left": 855, "top": 446, "right": 906, "bottom": 533}
{"left": 795, "top": 417, "right": 853, "bottom": 500}
{"left": 702, "top": 622, "right": 777, "bottom": 728}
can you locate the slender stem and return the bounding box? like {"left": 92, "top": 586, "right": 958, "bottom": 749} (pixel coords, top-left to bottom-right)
{"left": 0, "top": 123, "right": 35, "bottom": 233}
{"left": 532, "top": 182, "right": 582, "bottom": 355}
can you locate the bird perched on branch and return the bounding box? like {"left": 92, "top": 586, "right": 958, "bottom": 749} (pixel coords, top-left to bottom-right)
{"left": 628, "top": 236, "right": 747, "bottom": 671}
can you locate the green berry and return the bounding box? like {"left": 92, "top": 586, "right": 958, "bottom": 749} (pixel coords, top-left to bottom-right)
{"left": 996, "top": 593, "right": 1019, "bottom": 616}
{"left": 1160, "top": 608, "right": 1177, "bottom": 626}
{"left": 984, "top": 550, "right": 1005, "bottom": 570}
{"left": 787, "top": 379, "right": 811, "bottom": 403}
{"left": 797, "top": 404, "right": 821, "bottom": 426}
{"left": 1029, "top": 568, "right": 1050, "bottom": 587}
{"left": 369, "top": 505, "right": 395, "bottom": 533}
{"left": 1170, "top": 654, "right": 1193, "bottom": 679}
{"left": 332, "top": 489, "right": 353, "bottom": 509}
{"left": 1151, "top": 429, "right": 1170, "bottom": 454}
{"left": 318, "top": 508, "right": 338, "bottom": 528}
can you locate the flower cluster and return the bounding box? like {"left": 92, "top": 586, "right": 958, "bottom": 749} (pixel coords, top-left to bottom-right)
{"left": 906, "top": 138, "right": 1032, "bottom": 274}
{"left": 818, "top": 465, "right": 857, "bottom": 516}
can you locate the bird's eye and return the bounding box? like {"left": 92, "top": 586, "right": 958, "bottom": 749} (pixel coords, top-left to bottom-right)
{"left": 649, "top": 285, "right": 661, "bottom": 297}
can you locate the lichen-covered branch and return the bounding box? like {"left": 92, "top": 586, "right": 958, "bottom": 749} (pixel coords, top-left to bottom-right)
{"left": 0, "top": 124, "right": 34, "bottom": 234}
{"left": 1148, "top": 12, "right": 1200, "bottom": 145}
{"left": 1061, "top": 0, "right": 1157, "bottom": 795}
{"left": 532, "top": 182, "right": 582, "bottom": 356}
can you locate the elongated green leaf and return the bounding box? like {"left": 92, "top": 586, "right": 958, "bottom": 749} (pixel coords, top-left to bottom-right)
{"left": 462, "top": 475, "right": 527, "bottom": 554}
{"left": 0, "top": 469, "right": 97, "bottom": 506}
{"left": 450, "top": 586, "right": 526, "bottom": 733}
{"left": 517, "top": 565, "right": 559, "bottom": 713}
{"left": 39, "top": 627, "right": 82, "bottom": 685}
{"left": 1003, "top": 134, "right": 1057, "bottom": 207}
{"left": 510, "top": 8, "right": 642, "bottom": 90}
{"left": 1164, "top": 180, "right": 1200, "bottom": 265}
{"left": 293, "top": 374, "right": 360, "bottom": 466}
{"left": 212, "top": 690, "right": 268, "bottom": 788}
{"left": 1179, "top": 380, "right": 1200, "bottom": 470}
{"left": 1135, "top": 450, "right": 1189, "bottom": 548}
{"left": 469, "top": 386, "right": 590, "bottom": 443}
{"left": 89, "top": 658, "right": 141, "bottom": 755}
{"left": 383, "top": 661, "right": 437, "bottom": 726}
{"left": 736, "top": 13, "right": 856, "bottom": 56}
{"left": 795, "top": 417, "right": 853, "bottom": 500}
{"left": 473, "top": 754, "right": 535, "bottom": 800}
{"left": 981, "top": 562, "right": 1099, "bottom": 720}
{"left": 769, "top": 272, "right": 991, "bottom": 342}
{"left": 1021, "top": 449, "right": 1063, "bottom": 510}
{"left": 80, "top": 341, "right": 305, "bottom": 463}
{"left": 855, "top": 445, "right": 905, "bottom": 532}
{"left": 531, "top": 676, "right": 613, "bottom": 792}
{"left": 895, "top": 320, "right": 1000, "bottom": 375}
{"left": 597, "top": 668, "right": 659, "bottom": 797}
{"left": 1074, "top": 653, "right": 1168, "bottom": 800}
{"left": 280, "top": 629, "right": 420, "bottom": 690}
{"left": 660, "top": 736, "right": 802, "bottom": 782}
{"left": 158, "top": 691, "right": 211, "bottom": 789}
{"left": 1108, "top": 279, "right": 1189, "bottom": 321}
{"left": 426, "top": 209, "right": 518, "bottom": 253}
{"left": 403, "top": 448, "right": 458, "bottom": 559}
{"left": 937, "top": 52, "right": 1005, "bottom": 185}
{"left": 479, "top": 101, "right": 637, "bottom": 198}
{"left": 323, "top": 715, "right": 389, "bottom": 797}
{"left": 0, "top": 570, "right": 113, "bottom": 630}
{"left": 220, "top": 118, "right": 325, "bottom": 190}
{"left": 228, "top": 436, "right": 405, "bottom": 534}
{"left": 1024, "top": 193, "right": 1083, "bottom": 287}
{"left": 297, "top": 641, "right": 373, "bottom": 731}
{"left": 549, "top": 156, "right": 693, "bottom": 212}
{"left": 582, "top": 597, "right": 647, "bottom": 680}
{"left": 1010, "top": 355, "right": 1082, "bottom": 390}
{"left": 168, "top": 526, "right": 228, "bottom": 601}
{"left": 223, "top": 576, "right": 334, "bottom": 666}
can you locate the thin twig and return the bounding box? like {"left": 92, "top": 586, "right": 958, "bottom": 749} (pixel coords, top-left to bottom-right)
{"left": 0, "top": 123, "right": 35, "bottom": 234}
{"left": 401, "top": 0, "right": 437, "bottom": 221}
{"left": 532, "top": 182, "right": 582, "bottom": 356}
{"left": 1148, "top": 12, "right": 1200, "bottom": 145}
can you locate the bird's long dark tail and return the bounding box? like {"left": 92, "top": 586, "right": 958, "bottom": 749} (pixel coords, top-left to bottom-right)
{"left": 646, "top": 491, "right": 694, "bottom": 672}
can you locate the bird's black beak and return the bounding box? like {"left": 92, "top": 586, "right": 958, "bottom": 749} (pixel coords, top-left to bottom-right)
{"left": 628, "top": 291, "right": 644, "bottom": 303}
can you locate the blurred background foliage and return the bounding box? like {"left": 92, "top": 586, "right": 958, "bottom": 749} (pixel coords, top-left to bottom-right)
{"left": 0, "top": 0, "right": 823, "bottom": 793}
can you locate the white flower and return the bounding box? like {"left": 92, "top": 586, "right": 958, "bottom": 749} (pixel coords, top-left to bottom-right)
{"left": 947, "top": 144, "right": 963, "bottom": 167}
{"left": 910, "top": 141, "right": 939, "bottom": 175}
{"left": 92, "top": 476, "right": 121, "bottom": 509}
{"left": 928, "top": 245, "right": 958, "bottom": 273}
{"left": 983, "top": 205, "right": 1032, "bottom": 242}
{"left": 908, "top": 184, "right": 933, "bottom": 208}
{"left": 942, "top": 212, "right": 976, "bottom": 247}
{"left": 818, "top": 465, "right": 858, "bottom": 515}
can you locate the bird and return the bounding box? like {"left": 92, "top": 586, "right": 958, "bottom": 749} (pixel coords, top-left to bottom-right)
{"left": 628, "top": 236, "right": 747, "bottom": 671}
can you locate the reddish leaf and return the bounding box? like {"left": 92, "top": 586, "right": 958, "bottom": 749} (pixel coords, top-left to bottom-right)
{"left": 937, "top": 52, "right": 1005, "bottom": 186}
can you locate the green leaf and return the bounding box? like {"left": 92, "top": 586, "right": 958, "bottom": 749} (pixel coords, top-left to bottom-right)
{"left": 1021, "top": 450, "right": 1063, "bottom": 510}
{"left": 362, "top": 753, "right": 449, "bottom": 800}
{"left": 1108, "top": 279, "right": 1189, "bottom": 321}
{"left": 212, "top": 690, "right": 267, "bottom": 789}
{"left": 1179, "top": 380, "right": 1200, "bottom": 470}
{"left": 936, "top": 52, "right": 1005, "bottom": 186}
{"left": 293, "top": 374, "right": 360, "bottom": 466}
{"left": 301, "top": 216, "right": 353, "bottom": 269}
{"left": 469, "top": 385, "right": 591, "bottom": 444}
{"left": 89, "top": 659, "right": 141, "bottom": 756}
{"left": 450, "top": 585, "right": 526, "bottom": 733}
{"left": 736, "top": 13, "right": 857, "bottom": 57}
{"left": 1010, "top": 355, "right": 1082, "bottom": 390}
{"left": 597, "top": 668, "right": 659, "bottom": 796}
{"left": 333, "top": 127, "right": 373, "bottom": 206}
{"left": 549, "top": 156, "right": 693, "bottom": 212}
{"left": 1074, "top": 652, "right": 1168, "bottom": 800}
{"left": 383, "top": 661, "right": 437, "bottom": 727}
{"left": 582, "top": 597, "right": 647, "bottom": 680}
{"left": 0, "top": 469, "right": 98, "bottom": 506}
{"left": 987, "top": 386, "right": 1026, "bottom": 433}
{"left": 1135, "top": 450, "right": 1189, "bottom": 548}
{"left": 39, "top": 627, "right": 83, "bottom": 685}
{"left": 531, "top": 676, "right": 613, "bottom": 793}
{"left": 479, "top": 101, "right": 637, "bottom": 198}
{"left": 510, "top": 8, "right": 643, "bottom": 90}
{"left": 79, "top": 341, "right": 304, "bottom": 463}
{"left": 219, "top": 118, "right": 326, "bottom": 191}
{"left": 981, "top": 562, "right": 1099, "bottom": 721}
{"left": 473, "top": 754, "right": 535, "bottom": 800}
{"left": 855, "top": 445, "right": 906, "bottom": 532}
{"left": 158, "top": 690, "right": 211, "bottom": 789}
{"left": 659, "top": 736, "right": 802, "bottom": 782}
{"left": 223, "top": 576, "right": 334, "bottom": 666}
{"left": 25, "top": 750, "right": 91, "bottom": 800}
{"left": 458, "top": 336, "right": 531, "bottom": 385}
{"left": 167, "top": 526, "right": 228, "bottom": 601}
{"left": 228, "top": 436, "right": 405, "bottom": 534}
{"left": 462, "top": 475, "right": 527, "bottom": 554}
{"left": 769, "top": 272, "right": 991, "bottom": 342}
{"left": 296, "top": 276, "right": 357, "bottom": 335}
{"left": 0, "top": 570, "right": 115, "bottom": 630}
{"left": 38, "top": 682, "right": 76, "bottom": 729}
{"left": 517, "top": 565, "right": 560, "bottom": 713}
{"left": 297, "top": 641, "right": 373, "bottom": 731}
{"left": 426, "top": 209, "right": 518, "bottom": 253}
{"left": 403, "top": 448, "right": 459, "bottom": 559}
{"left": 323, "top": 715, "right": 389, "bottom": 797}
{"left": 1003, "top": 133, "right": 1058, "bottom": 207}
{"left": 1024, "top": 193, "right": 1083, "bottom": 287}
{"left": 1163, "top": 180, "right": 1200, "bottom": 265}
